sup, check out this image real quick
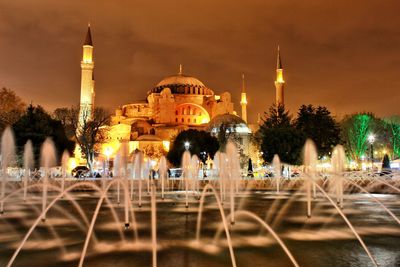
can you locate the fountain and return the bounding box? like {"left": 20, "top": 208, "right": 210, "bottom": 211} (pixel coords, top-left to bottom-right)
{"left": 0, "top": 126, "right": 15, "bottom": 214}
{"left": 303, "top": 139, "right": 317, "bottom": 218}
{"left": 40, "top": 138, "right": 56, "bottom": 221}
{"left": 159, "top": 156, "right": 167, "bottom": 200}
{"left": 61, "top": 150, "right": 69, "bottom": 197}
{"left": 0, "top": 128, "right": 399, "bottom": 267}
{"left": 23, "top": 140, "right": 34, "bottom": 201}
{"left": 272, "top": 154, "right": 281, "bottom": 193}
{"left": 181, "top": 150, "right": 191, "bottom": 208}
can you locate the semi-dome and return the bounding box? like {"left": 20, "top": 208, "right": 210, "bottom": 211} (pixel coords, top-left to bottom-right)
{"left": 207, "top": 113, "right": 251, "bottom": 134}
{"left": 149, "top": 68, "right": 214, "bottom": 95}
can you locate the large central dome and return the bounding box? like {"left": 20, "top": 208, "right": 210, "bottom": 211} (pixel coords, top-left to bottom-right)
{"left": 156, "top": 74, "right": 205, "bottom": 88}
{"left": 149, "top": 67, "right": 214, "bottom": 96}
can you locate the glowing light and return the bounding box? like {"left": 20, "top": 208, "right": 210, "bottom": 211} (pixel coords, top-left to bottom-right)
{"left": 240, "top": 93, "right": 247, "bottom": 105}
{"left": 162, "top": 140, "right": 170, "bottom": 152}
{"left": 201, "top": 117, "right": 210, "bottom": 124}
{"left": 368, "top": 133, "right": 375, "bottom": 144}
{"left": 184, "top": 141, "right": 190, "bottom": 150}
{"left": 67, "top": 158, "right": 78, "bottom": 173}
{"left": 276, "top": 69, "right": 284, "bottom": 83}
{"left": 103, "top": 146, "right": 113, "bottom": 157}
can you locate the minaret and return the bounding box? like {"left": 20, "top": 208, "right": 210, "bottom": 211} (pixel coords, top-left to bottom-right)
{"left": 79, "top": 24, "right": 95, "bottom": 126}
{"left": 240, "top": 73, "right": 248, "bottom": 123}
{"left": 274, "top": 46, "right": 285, "bottom": 106}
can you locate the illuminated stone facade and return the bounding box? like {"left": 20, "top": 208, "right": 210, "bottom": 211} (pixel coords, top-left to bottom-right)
{"left": 104, "top": 66, "right": 247, "bottom": 158}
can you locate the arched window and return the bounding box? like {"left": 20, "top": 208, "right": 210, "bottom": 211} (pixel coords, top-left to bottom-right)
{"left": 188, "top": 118, "right": 190, "bottom": 123}
{"left": 175, "top": 118, "right": 178, "bottom": 122}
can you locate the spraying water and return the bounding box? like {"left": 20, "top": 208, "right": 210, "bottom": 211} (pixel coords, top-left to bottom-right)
{"left": 331, "top": 145, "right": 346, "bottom": 208}
{"left": 159, "top": 156, "right": 167, "bottom": 200}
{"left": 272, "top": 154, "right": 281, "bottom": 193}
{"left": 61, "top": 150, "right": 69, "bottom": 197}
{"left": 0, "top": 127, "right": 15, "bottom": 214}
{"left": 181, "top": 151, "right": 191, "bottom": 208}
{"left": 190, "top": 155, "right": 199, "bottom": 196}
{"left": 134, "top": 151, "right": 143, "bottom": 207}
{"left": 303, "top": 139, "right": 317, "bottom": 218}
{"left": 23, "top": 140, "right": 34, "bottom": 201}
{"left": 226, "top": 141, "right": 239, "bottom": 224}
{"left": 40, "top": 138, "right": 56, "bottom": 221}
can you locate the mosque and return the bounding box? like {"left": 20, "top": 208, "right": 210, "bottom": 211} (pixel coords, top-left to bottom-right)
{"left": 76, "top": 26, "right": 285, "bottom": 166}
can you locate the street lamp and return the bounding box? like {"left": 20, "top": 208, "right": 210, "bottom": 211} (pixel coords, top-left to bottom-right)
{"left": 367, "top": 133, "right": 375, "bottom": 169}
{"left": 184, "top": 141, "right": 190, "bottom": 151}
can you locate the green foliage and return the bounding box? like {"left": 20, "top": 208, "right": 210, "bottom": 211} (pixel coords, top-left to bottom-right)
{"left": 12, "top": 105, "right": 74, "bottom": 167}
{"left": 259, "top": 104, "right": 305, "bottom": 165}
{"left": 341, "top": 113, "right": 380, "bottom": 161}
{"left": 167, "top": 129, "right": 219, "bottom": 167}
{"left": 383, "top": 116, "right": 400, "bottom": 159}
{"left": 295, "top": 104, "right": 340, "bottom": 157}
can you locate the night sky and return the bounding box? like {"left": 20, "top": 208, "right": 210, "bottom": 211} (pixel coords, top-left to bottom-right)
{"left": 1, "top": 0, "right": 399, "bottom": 122}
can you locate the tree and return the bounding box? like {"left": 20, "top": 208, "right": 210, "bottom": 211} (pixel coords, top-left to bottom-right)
{"left": 340, "top": 113, "right": 381, "bottom": 161}
{"left": 65, "top": 106, "right": 110, "bottom": 172}
{"left": 259, "top": 104, "right": 305, "bottom": 165}
{"left": 53, "top": 107, "right": 75, "bottom": 138}
{"left": 12, "top": 105, "right": 74, "bottom": 167}
{"left": 167, "top": 129, "right": 219, "bottom": 167}
{"left": 262, "top": 104, "right": 291, "bottom": 128}
{"left": 383, "top": 116, "right": 400, "bottom": 159}
{"left": 295, "top": 104, "right": 340, "bottom": 157}
{"left": 0, "top": 88, "right": 26, "bottom": 133}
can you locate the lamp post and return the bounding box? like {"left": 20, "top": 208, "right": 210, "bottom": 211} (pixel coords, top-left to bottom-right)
{"left": 368, "top": 134, "right": 375, "bottom": 170}
{"left": 184, "top": 141, "right": 190, "bottom": 151}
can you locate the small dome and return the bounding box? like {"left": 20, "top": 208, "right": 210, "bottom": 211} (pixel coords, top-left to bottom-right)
{"left": 207, "top": 114, "right": 251, "bottom": 134}
{"left": 136, "top": 134, "right": 162, "bottom": 141}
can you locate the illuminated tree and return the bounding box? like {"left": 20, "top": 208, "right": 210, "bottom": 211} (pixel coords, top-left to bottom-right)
{"left": 60, "top": 106, "right": 110, "bottom": 172}
{"left": 383, "top": 116, "right": 400, "bottom": 159}
{"left": 341, "top": 113, "right": 379, "bottom": 161}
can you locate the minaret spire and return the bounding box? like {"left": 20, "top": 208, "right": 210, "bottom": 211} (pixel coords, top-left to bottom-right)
{"left": 178, "top": 64, "right": 183, "bottom": 75}
{"left": 241, "top": 73, "right": 245, "bottom": 93}
{"left": 84, "top": 24, "right": 93, "bottom": 46}
{"left": 240, "top": 73, "right": 248, "bottom": 123}
{"left": 274, "top": 45, "right": 285, "bottom": 106}
{"left": 276, "top": 45, "right": 283, "bottom": 69}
